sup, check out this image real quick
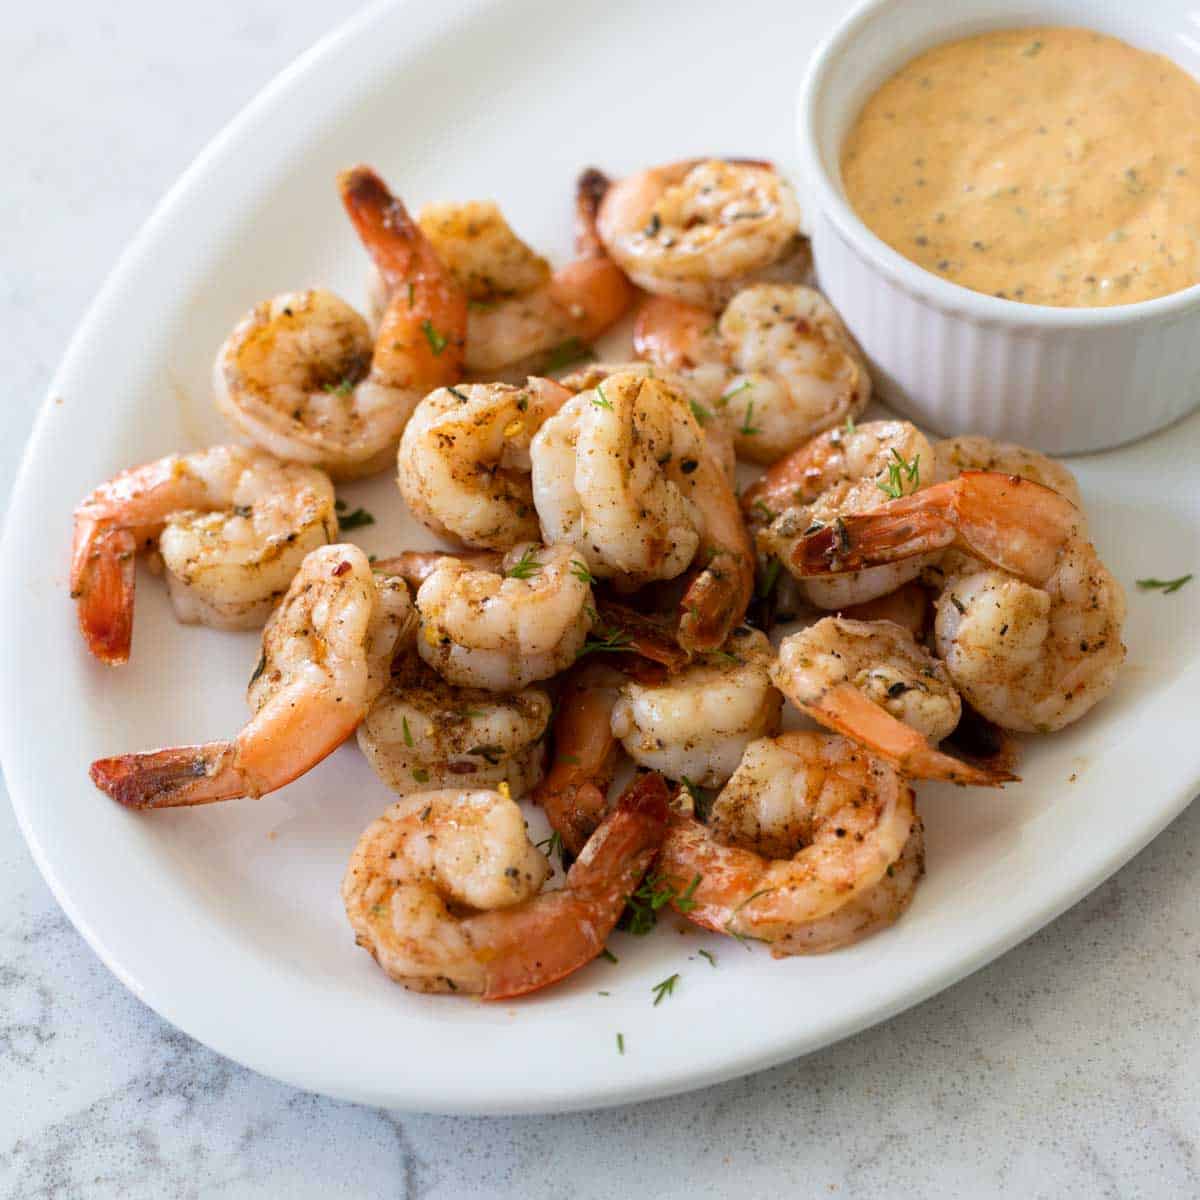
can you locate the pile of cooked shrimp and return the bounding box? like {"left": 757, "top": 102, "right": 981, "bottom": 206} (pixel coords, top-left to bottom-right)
{"left": 70, "top": 159, "right": 1126, "bottom": 1000}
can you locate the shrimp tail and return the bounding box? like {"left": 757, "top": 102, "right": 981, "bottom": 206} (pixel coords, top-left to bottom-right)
{"left": 533, "top": 664, "right": 623, "bottom": 854}
{"left": 678, "top": 547, "right": 755, "bottom": 655}
{"left": 89, "top": 742, "right": 245, "bottom": 808}
{"left": 793, "top": 472, "right": 1079, "bottom": 583}
{"left": 801, "top": 682, "right": 1017, "bottom": 787}
{"left": 594, "top": 599, "right": 690, "bottom": 673}
{"left": 479, "top": 772, "right": 670, "bottom": 1000}
{"left": 574, "top": 168, "right": 613, "bottom": 259}
{"left": 70, "top": 523, "right": 137, "bottom": 665}
{"left": 338, "top": 164, "right": 467, "bottom": 384}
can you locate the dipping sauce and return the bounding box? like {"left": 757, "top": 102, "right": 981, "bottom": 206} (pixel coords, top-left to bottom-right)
{"left": 840, "top": 27, "right": 1200, "bottom": 307}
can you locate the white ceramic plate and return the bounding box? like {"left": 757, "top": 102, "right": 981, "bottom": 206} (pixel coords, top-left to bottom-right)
{"left": 2, "top": 0, "right": 1198, "bottom": 1115}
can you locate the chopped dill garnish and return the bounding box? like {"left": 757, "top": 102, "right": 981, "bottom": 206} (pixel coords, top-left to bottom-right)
{"left": 651, "top": 973, "right": 680, "bottom": 1006}
{"left": 718, "top": 380, "right": 752, "bottom": 408}
{"left": 323, "top": 377, "right": 354, "bottom": 396}
{"left": 698, "top": 948, "right": 717, "bottom": 968}
{"left": 1136, "top": 574, "right": 1193, "bottom": 594}
{"left": 616, "top": 1032, "right": 625, "bottom": 1054}
{"left": 506, "top": 546, "right": 541, "bottom": 580}
{"left": 689, "top": 399, "right": 712, "bottom": 425}
{"left": 600, "top": 947, "right": 619, "bottom": 964}
{"left": 738, "top": 399, "right": 761, "bottom": 437}
{"left": 402, "top": 716, "right": 414, "bottom": 747}
{"left": 876, "top": 448, "right": 921, "bottom": 500}
{"left": 592, "top": 383, "right": 614, "bottom": 410}
{"left": 337, "top": 505, "right": 375, "bottom": 531}
{"left": 421, "top": 320, "right": 448, "bottom": 355}
{"left": 724, "top": 887, "right": 775, "bottom": 946}
{"left": 411, "top": 768, "right": 430, "bottom": 784}
{"left": 570, "top": 559, "right": 597, "bottom": 585}
{"left": 619, "top": 872, "right": 701, "bottom": 934}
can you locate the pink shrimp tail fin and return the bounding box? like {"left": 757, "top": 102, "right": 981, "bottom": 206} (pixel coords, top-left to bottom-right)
{"left": 792, "top": 472, "right": 1079, "bottom": 583}
{"left": 70, "top": 523, "right": 137, "bottom": 665}
{"left": 802, "top": 683, "right": 1017, "bottom": 788}
{"left": 678, "top": 545, "right": 755, "bottom": 655}
{"left": 90, "top": 742, "right": 244, "bottom": 809}
{"left": 480, "top": 773, "right": 670, "bottom": 1001}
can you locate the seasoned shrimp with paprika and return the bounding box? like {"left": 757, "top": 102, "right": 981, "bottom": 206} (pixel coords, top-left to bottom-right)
{"left": 396, "top": 377, "right": 571, "bottom": 550}
{"left": 596, "top": 159, "right": 809, "bottom": 308}
{"left": 416, "top": 542, "right": 594, "bottom": 691}
{"left": 746, "top": 419, "right": 936, "bottom": 610}
{"left": 358, "top": 652, "right": 551, "bottom": 796}
{"left": 70, "top": 445, "right": 337, "bottom": 664}
{"left": 635, "top": 284, "right": 870, "bottom": 464}
{"left": 215, "top": 166, "right": 466, "bottom": 479}
{"left": 531, "top": 371, "right": 753, "bottom": 652}
{"left": 657, "top": 732, "right": 920, "bottom": 954}
{"left": 370, "top": 170, "right": 634, "bottom": 379}
{"left": 793, "top": 471, "right": 1126, "bottom": 732}
{"left": 342, "top": 771, "right": 669, "bottom": 998}
{"left": 772, "top": 618, "right": 1014, "bottom": 786}
{"left": 90, "top": 546, "right": 415, "bottom": 807}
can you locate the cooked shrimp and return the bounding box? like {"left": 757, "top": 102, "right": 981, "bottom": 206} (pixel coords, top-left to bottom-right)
{"left": 792, "top": 471, "right": 1126, "bottom": 732}
{"left": 416, "top": 542, "right": 593, "bottom": 690}
{"left": 90, "top": 546, "right": 415, "bottom": 807}
{"left": 746, "top": 419, "right": 937, "bottom": 609}
{"left": 531, "top": 371, "right": 753, "bottom": 651}
{"left": 772, "top": 619, "right": 1014, "bottom": 786}
{"left": 557, "top": 360, "right": 737, "bottom": 480}
{"left": 342, "top": 771, "right": 669, "bottom": 998}
{"left": 358, "top": 652, "right": 551, "bottom": 796}
{"left": 656, "top": 732, "right": 919, "bottom": 954}
{"left": 933, "top": 436, "right": 1084, "bottom": 513}
{"left": 370, "top": 170, "right": 634, "bottom": 379}
{"left": 634, "top": 284, "right": 870, "bottom": 464}
{"left": 928, "top": 435, "right": 1088, "bottom": 585}
{"left": 70, "top": 445, "right": 337, "bottom": 664}
{"left": 611, "top": 627, "right": 782, "bottom": 787}
{"left": 532, "top": 659, "right": 625, "bottom": 856}
{"left": 596, "top": 159, "right": 809, "bottom": 308}
{"left": 396, "top": 377, "right": 571, "bottom": 549}
{"left": 214, "top": 167, "right": 466, "bottom": 479}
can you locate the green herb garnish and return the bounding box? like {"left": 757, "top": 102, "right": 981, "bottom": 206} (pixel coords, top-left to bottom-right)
{"left": 338, "top": 506, "right": 375, "bottom": 531}
{"left": 592, "top": 383, "right": 613, "bottom": 410}
{"left": 1136, "top": 574, "right": 1193, "bottom": 594}
{"left": 698, "top": 948, "right": 717, "bottom": 968}
{"left": 411, "top": 768, "right": 430, "bottom": 784}
{"left": 506, "top": 546, "right": 541, "bottom": 580}
{"left": 651, "top": 973, "right": 680, "bottom": 1006}
{"left": 689, "top": 399, "right": 712, "bottom": 426}
{"left": 421, "top": 319, "right": 448, "bottom": 355}
{"left": 876, "top": 448, "right": 921, "bottom": 500}
{"left": 619, "top": 872, "right": 701, "bottom": 935}
{"left": 738, "top": 399, "right": 761, "bottom": 437}
{"left": 323, "top": 377, "right": 354, "bottom": 396}
{"left": 718, "top": 380, "right": 752, "bottom": 408}
{"left": 600, "top": 947, "right": 619, "bottom": 964}
{"left": 616, "top": 1032, "right": 625, "bottom": 1054}
{"left": 570, "top": 559, "right": 596, "bottom": 585}
{"left": 402, "top": 716, "right": 414, "bottom": 747}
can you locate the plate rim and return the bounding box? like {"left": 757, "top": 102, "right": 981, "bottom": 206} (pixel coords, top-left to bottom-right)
{"left": 2, "top": 0, "right": 1198, "bottom": 1115}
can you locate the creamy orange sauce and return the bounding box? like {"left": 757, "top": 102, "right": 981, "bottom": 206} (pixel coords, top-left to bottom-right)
{"left": 841, "top": 27, "right": 1200, "bottom": 306}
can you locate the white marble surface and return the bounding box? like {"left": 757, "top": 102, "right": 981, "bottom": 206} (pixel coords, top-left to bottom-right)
{"left": 1, "top": 3, "right": 1198, "bottom": 1196}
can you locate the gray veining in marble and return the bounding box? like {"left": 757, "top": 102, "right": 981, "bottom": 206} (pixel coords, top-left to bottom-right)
{"left": 0, "top": 3, "right": 1197, "bottom": 1197}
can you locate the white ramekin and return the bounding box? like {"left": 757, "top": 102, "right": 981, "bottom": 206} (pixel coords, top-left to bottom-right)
{"left": 797, "top": 0, "right": 1200, "bottom": 454}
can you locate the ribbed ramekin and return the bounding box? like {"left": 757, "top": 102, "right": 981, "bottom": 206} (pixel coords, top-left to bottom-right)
{"left": 797, "top": 0, "right": 1200, "bottom": 454}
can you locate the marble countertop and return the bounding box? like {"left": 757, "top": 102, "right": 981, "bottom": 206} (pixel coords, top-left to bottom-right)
{"left": 2, "top": 3, "right": 1197, "bottom": 1196}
